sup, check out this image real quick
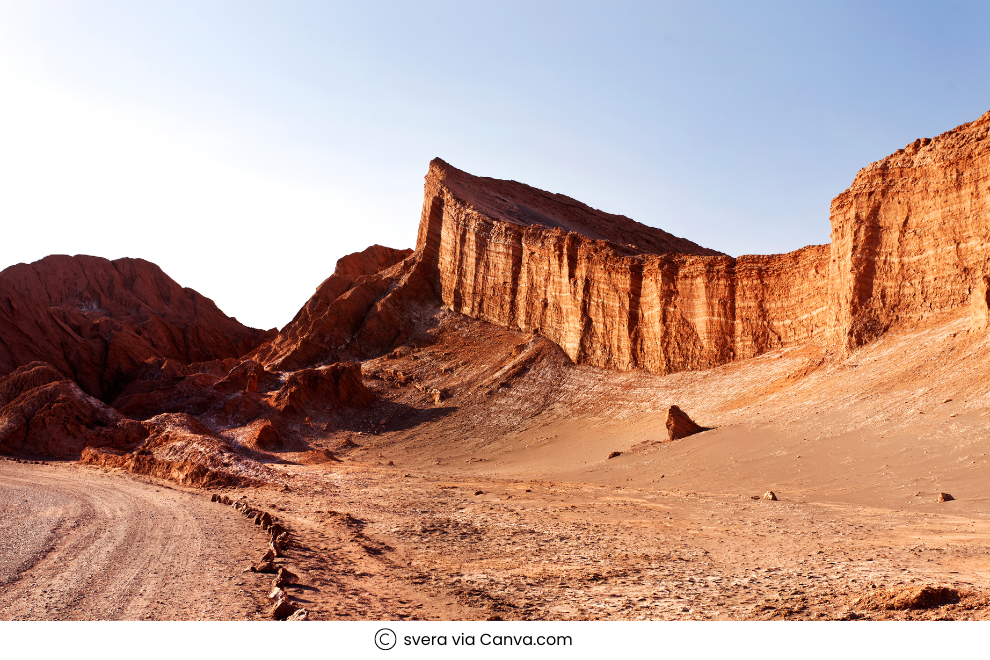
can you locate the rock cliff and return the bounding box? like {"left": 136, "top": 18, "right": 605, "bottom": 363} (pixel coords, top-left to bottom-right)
{"left": 222, "top": 110, "right": 990, "bottom": 380}
{"left": 828, "top": 110, "right": 990, "bottom": 349}
{"left": 415, "top": 158, "right": 831, "bottom": 372}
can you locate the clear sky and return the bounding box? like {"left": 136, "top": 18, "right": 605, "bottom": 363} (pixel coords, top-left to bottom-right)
{"left": 1, "top": 1, "right": 988, "bottom": 330}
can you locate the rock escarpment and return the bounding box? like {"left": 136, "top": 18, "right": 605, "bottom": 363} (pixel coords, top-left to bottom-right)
{"left": 267, "top": 108, "right": 990, "bottom": 376}
{"left": 415, "top": 158, "right": 831, "bottom": 373}
{"left": 413, "top": 110, "right": 990, "bottom": 370}
{"left": 828, "top": 110, "right": 990, "bottom": 349}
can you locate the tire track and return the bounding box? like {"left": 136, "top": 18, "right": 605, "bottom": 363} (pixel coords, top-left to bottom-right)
{"left": 0, "top": 461, "right": 269, "bottom": 620}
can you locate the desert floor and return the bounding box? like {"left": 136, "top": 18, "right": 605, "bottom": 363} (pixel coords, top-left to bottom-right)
{"left": 4, "top": 309, "right": 990, "bottom": 620}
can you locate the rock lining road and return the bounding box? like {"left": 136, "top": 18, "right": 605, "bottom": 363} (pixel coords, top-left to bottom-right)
{"left": 0, "top": 461, "right": 268, "bottom": 620}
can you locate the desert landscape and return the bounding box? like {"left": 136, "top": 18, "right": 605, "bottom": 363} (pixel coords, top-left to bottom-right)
{"left": 2, "top": 109, "right": 990, "bottom": 621}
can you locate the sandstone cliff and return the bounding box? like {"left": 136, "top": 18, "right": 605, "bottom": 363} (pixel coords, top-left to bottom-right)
{"left": 236, "top": 110, "right": 990, "bottom": 380}
{"left": 415, "top": 158, "right": 831, "bottom": 372}
{"left": 828, "top": 110, "right": 990, "bottom": 349}
{"left": 0, "top": 255, "right": 275, "bottom": 399}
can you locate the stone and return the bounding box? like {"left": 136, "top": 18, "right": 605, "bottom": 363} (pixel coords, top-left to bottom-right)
{"left": 763, "top": 491, "right": 778, "bottom": 501}
{"left": 259, "top": 512, "right": 273, "bottom": 529}
{"left": 285, "top": 609, "right": 309, "bottom": 621}
{"left": 272, "top": 567, "right": 298, "bottom": 588}
{"left": 260, "top": 549, "right": 275, "bottom": 562}
{"left": 665, "top": 406, "right": 707, "bottom": 442}
{"left": 253, "top": 560, "right": 278, "bottom": 574}
{"left": 268, "top": 586, "right": 286, "bottom": 601}
{"left": 269, "top": 597, "right": 297, "bottom": 621}
{"left": 937, "top": 492, "right": 954, "bottom": 502}
{"left": 607, "top": 451, "right": 622, "bottom": 460}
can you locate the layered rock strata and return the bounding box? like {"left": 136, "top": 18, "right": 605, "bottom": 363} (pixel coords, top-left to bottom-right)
{"left": 828, "top": 110, "right": 990, "bottom": 349}
{"left": 415, "top": 158, "right": 831, "bottom": 372}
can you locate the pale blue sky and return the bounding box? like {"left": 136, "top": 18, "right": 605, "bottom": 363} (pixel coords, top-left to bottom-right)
{"left": 1, "top": 1, "right": 988, "bottom": 329}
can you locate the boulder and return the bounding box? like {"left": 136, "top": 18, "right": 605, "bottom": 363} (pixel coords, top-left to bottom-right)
{"left": 763, "top": 491, "right": 778, "bottom": 501}
{"left": 665, "top": 406, "right": 707, "bottom": 442}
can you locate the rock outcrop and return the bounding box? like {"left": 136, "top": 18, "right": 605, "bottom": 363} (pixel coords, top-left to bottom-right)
{"left": 0, "top": 255, "right": 275, "bottom": 400}
{"left": 0, "top": 362, "right": 147, "bottom": 457}
{"left": 414, "top": 158, "right": 831, "bottom": 373}
{"left": 251, "top": 111, "right": 990, "bottom": 377}
{"left": 80, "top": 413, "right": 271, "bottom": 487}
{"left": 828, "top": 111, "right": 990, "bottom": 349}
{"left": 249, "top": 245, "right": 427, "bottom": 370}
{"left": 664, "top": 405, "right": 707, "bottom": 442}
{"left": 413, "top": 109, "right": 990, "bottom": 372}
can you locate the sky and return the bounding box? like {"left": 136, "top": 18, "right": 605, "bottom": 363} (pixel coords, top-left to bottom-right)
{"left": 0, "top": 1, "right": 988, "bottom": 330}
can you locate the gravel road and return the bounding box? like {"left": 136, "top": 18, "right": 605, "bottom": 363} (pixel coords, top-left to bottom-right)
{"left": 0, "top": 461, "right": 269, "bottom": 620}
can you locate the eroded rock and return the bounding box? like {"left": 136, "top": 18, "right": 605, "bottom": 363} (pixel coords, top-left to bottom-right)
{"left": 665, "top": 406, "right": 707, "bottom": 442}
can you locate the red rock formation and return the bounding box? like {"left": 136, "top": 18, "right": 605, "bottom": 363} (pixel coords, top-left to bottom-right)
{"left": 415, "top": 158, "right": 831, "bottom": 373}
{"left": 249, "top": 244, "right": 431, "bottom": 370}
{"left": 0, "top": 255, "right": 275, "bottom": 399}
{"left": 270, "top": 363, "right": 374, "bottom": 416}
{"left": 0, "top": 362, "right": 147, "bottom": 457}
{"left": 80, "top": 413, "right": 270, "bottom": 487}
{"left": 665, "top": 405, "right": 707, "bottom": 442}
{"left": 828, "top": 110, "right": 990, "bottom": 349}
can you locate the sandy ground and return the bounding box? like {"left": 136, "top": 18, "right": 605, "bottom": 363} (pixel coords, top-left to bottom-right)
{"left": 5, "top": 308, "right": 990, "bottom": 620}
{"left": 0, "top": 460, "right": 274, "bottom": 620}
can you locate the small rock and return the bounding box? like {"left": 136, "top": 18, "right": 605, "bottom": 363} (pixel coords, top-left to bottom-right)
{"left": 285, "top": 609, "right": 309, "bottom": 621}
{"left": 260, "top": 548, "right": 275, "bottom": 562}
{"left": 937, "top": 492, "right": 954, "bottom": 502}
{"left": 269, "top": 597, "right": 297, "bottom": 620}
{"left": 763, "top": 490, "right": 778, "bottom": 501}
{"left": 268, "top": 586, "right": 287, "bottom": 601}
{"left": 273, "top": 567, "right": 298, "bottom": 588}
{"left": 474, "top": 490, "right": 484, "bottom": 496}
{"left": 607, "top": 451, "right": 622, "bottom": 460}
{"left": 253, "top": 560, "right": 278, "bottom": 574}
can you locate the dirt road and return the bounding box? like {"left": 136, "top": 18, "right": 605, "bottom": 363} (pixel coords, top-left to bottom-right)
{"left": 0, "top": 461, "right": 270, "bottom": 620}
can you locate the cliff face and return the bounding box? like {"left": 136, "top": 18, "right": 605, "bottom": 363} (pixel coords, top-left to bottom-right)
{"left": 0, "top": 255, "right": 275, "bottom": 399}
{"left": 254, "top": 109, "right": 990, "bottom": 377}
{"left": 416, "top": 159, "right": 831, "bottom": 373}
{"left": 829, "top": 111, "right": 990, "bottom": 349}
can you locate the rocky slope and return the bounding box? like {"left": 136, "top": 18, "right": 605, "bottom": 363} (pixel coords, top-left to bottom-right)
{"left": 0, "top": 255, "right": 275, "bottom": 400}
